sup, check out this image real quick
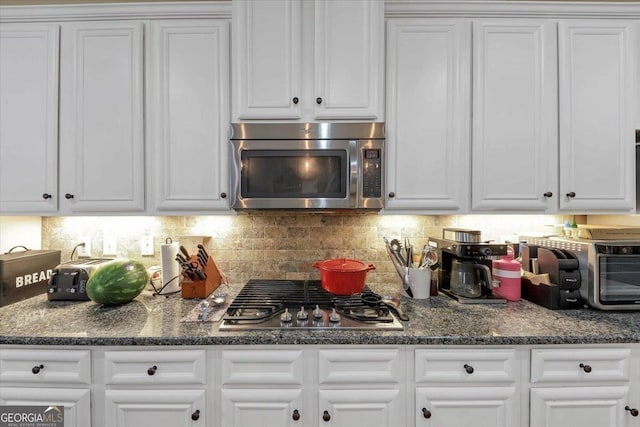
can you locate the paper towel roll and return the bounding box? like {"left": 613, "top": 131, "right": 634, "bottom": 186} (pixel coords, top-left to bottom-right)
{"left": 160, "top": 242, "right": 180, "bottom": 294}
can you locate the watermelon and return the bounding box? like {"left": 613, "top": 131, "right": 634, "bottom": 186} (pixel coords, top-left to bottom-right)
{"left": 86, "top": 259, "right": 149, "bottom": 305}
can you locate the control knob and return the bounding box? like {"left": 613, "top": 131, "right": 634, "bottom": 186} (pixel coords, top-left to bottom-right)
{"left": 280, "top": 308, "right": 292, "bottom": 322}
{"left": 313, "top": 305, "right": 323, "bottom": 319}
{"left": 296, "top": 306, "right": 308, "bottom": 321}
{"left": 329, "top": 308, "right": 341, "bottom": 323}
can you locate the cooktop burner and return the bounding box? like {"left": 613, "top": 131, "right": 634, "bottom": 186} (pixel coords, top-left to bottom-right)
{"left": 219, "top": 279, "right": 404, "bottom": 331}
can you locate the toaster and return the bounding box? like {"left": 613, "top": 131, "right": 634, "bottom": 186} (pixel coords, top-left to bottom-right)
{"left": 48, "top": 258, "right": 114, "bottom": 301}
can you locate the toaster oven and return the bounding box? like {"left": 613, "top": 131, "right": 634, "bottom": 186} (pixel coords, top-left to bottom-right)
{"left": 521, "top": 236, "right": 640, "bottom": 310}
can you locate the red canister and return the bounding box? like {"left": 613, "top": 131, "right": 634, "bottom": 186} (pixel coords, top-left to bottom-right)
{"left": 492, "top": 247, "right": 521, "bottom": 301}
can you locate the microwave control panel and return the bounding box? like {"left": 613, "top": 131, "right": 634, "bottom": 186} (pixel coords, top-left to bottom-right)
{"left": 362, "top": 149, "right": 382, "bottom": 198}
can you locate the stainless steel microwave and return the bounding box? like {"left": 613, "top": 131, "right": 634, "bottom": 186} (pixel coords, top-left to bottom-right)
{"left": 229, "top": 123, "right": 385, "bottom": 210}
{"left": 522, "top": 236, "right": 640, "bottom": 310}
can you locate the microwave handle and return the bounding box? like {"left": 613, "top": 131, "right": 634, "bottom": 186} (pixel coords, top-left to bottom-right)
{"left": 349, "top": 140, "right": 359, "bottom": 208}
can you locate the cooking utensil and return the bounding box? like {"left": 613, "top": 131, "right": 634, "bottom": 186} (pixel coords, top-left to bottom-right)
{"left": 383, "top": 236, "right": 414, "bottom": 298}
{"left": 312, "top": 258, "right": 375, "bottom": 295}
{"left": 179, "top": 245, "right": 191, "bottom": 260}
{"left": 420, "top": 248, "right": 439, "bottom": 269}
{"left": 381, "top": 295, "right": 409, "bottom": 321}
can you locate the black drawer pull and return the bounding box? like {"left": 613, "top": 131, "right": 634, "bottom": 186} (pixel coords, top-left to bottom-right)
{"left": 292, "top": 97, "right": 299, "bottom": 105}
{"left": 543, "top": 191, "right": 553, "bottom": 198}
{"left": 626, "top": 406, "right": 639, "bottom": 417}
{"left": 464, "top": 364, "right": 474, "bottom": 374}
{"left": 191, "top": 409, "right": 200, "bottom": 421}
{"left": 147, "top": 365, "right": 157, "bottom": 376}
{"left": 32, "top": 364, "right": 44, "bottom": 374}
{"left": 292, "top": 409, "right": 300, "bottom": 421}
{"left": 566, "top": 191, "right": 576, "bottom": 198}
{"left": 316, "top": 97, "right": 323, "bottom": 105}
{"left": 579, "top": 363, "right": 592, "bottom": 373}
{"left": 422, "top": 408, "right": 432, "bottom": 419}
{"left": 322, "top": 410, "right": 330, "bottom": 422}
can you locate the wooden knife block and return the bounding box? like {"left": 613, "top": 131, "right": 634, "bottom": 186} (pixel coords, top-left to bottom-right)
{"left": 181, "top": 256, "right": 221, "bottom": 299}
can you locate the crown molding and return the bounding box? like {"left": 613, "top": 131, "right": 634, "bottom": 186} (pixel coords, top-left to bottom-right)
{"left": 0, "top": 2, "right": 231, "bottom": 22}
{"left": 385, "top": 1, "right": 640, "bottom": 19}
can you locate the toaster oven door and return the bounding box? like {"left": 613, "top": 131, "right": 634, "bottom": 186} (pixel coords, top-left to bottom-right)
{"left": 595, "top": 245, "right": 640, "bottom": 308}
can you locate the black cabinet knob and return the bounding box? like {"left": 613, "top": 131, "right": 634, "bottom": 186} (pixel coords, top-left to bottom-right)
{"left": 65, "top": 193, "right": 74, "bottom": 199}
{"left": 316, "top": 97, "right": 323, "bottom": 105}
{"left": 422, "top": 408, "right": 432, "bottom": 419}
{"left": 42, "top": 193, "right": 52, "bottom": 199}
{"left": 566, "top": 191, "right": 576, "bottom": 198}
{"left": 388, "top": 192, "right": 395, "bottom": 198}
{"left": 626, "top": 406, "right": 639, "bottom": 417}
{"left": 191, "top": 410, "right": 200, "bottom": 421}
{"left": 292, "top": 97, "right": 299, "bottom": 105}
{"left": 32, "top": 364, "right": 44, "bottom": 374}
{"left": 322, "top": 410, "right": 330, "bottom": 422}
{"left": 220, "top": 192, "right": 227, "bottom": 199}
{"left": 147, "top": 365, "right": 157, "bottom": 376}
{"left": 543, "top": 192, "right": 553, "bottom": 198}
{"left": 292, "top": 409, "right": 300, "bottom": 421}
{"left": 579, "top": 363, "right": 592, "bottom": 373}
{"left": 464, "top": 364, "right": 474, "bottom": 374}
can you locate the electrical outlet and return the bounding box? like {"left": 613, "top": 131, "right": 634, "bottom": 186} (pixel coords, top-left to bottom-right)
{"left": 140, "top": 235, "right": 154, "bottom": 256}
{"left": 78, "top": 237, "right": 91, "bottom": 258}
{"left": 103, "top": 235, "right": 118, "bottom": 256}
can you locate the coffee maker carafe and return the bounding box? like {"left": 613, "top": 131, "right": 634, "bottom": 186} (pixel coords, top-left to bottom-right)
{"left": 450, "top": 260, "right": 493, "bottom": 298}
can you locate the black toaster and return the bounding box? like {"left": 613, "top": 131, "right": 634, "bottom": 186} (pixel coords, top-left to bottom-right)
{"left": 48, "top": 258, "right": 113, "bottom": 301}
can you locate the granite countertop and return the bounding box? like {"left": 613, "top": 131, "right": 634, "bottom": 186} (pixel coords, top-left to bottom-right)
{"left": 1, "top": 281, "right": 639, "bottom": 346}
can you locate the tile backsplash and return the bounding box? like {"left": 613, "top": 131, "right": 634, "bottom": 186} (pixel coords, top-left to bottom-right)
{"left": 41, "top": 213, "right": 566, "bottom": 285}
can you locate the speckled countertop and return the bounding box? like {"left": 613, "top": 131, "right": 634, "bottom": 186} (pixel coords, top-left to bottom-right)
{"left": 1, "top": 282, "right": 639, "bottom": 346}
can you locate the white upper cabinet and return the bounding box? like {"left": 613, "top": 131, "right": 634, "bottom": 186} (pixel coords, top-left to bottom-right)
{"left": 558, "top": 20, "right": 639, "bottom": 212}
{"left": 385, "top": 19, "right": 471, "bottom": 212}
{"left": 0, "top": 24, "right": 59, "bottom": 213}
{"left": 232, "top": 0, "right": 383, "bottom": 121}
{"left": 471, "top": 20, "right": 558, "bottom": 212}
{"left": 147, "top": 20, "right": 230, "bottom": 212}
{"left": 59, "top": 21, "right": 145, "bottom": 213}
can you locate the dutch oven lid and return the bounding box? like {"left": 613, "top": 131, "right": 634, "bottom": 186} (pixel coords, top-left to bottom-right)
{"left": 315, "top": 258, "right": 371, "bottom": 272}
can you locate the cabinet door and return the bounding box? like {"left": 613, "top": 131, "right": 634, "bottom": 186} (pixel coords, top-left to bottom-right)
{"left": 105, "top": 389, "right": 205, "bottom": 427}
{"left": 559, "top": 20, "right": 639, "bottom": 212}
{"left": 0, "top": 387, "right": 90, "bottom": 427}
{"left": 319, "top": 389, "right": 403, "bottom": 427}
{"left": 0, "top": 24, "right": 59, "bottom": 213}
{"left": 385, "top": 19, "right": 470, "bottom": 212}
{"left": 530, "top": 386, "right": 630, "bottom": 427}
{"left": 313, "top": 0, "right": 383, "bottom": 120}
{"left": 221, "top": 388, "right": 302, "bottom": 427}
{"left": 148, "top": 20, "right": 230, "bottom": 212}
{"left": 59, "top": 21, "right": 144, "bottom": 212}
{"left": 416, "top": 386, "right": 518, "bottom": 427}
{"left": 232, "top": 0, "right": 302, "bottom": 120}
{"left": 472, "top": 20, "right": 558, "bottom": 212}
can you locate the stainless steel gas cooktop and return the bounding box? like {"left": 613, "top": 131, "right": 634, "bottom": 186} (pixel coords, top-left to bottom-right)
{"left": 219, "top": 279, "right": 404, "bottom": 331}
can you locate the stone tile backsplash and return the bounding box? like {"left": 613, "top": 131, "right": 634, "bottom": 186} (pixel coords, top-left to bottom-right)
{"left": 41, "top": 213, "right": 567, "bottom": 285}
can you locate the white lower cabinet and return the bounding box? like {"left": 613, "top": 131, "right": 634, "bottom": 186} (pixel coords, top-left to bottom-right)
{"left": 0, "top": 349, "right": 91, "bottom": 427}
{"left": 413, "top": 349, "right": 520, "bottom": 427}
{"left": 221, "top": 388, "right": 303, "bottom": 426}
{"left": 99, "top": 349, "right": 207, "bottom": 427}
{"left": 415, "top": 386, "right": 517, "bottom": 427}
{"left": 319, "top": 389, "right": 402, "bottom": 427}
{"left": 105, "top": 389, "right": 205, "bottom": 427}
{"left": 3, "top": 344, "right": 640, "bottom": 427}
{"left": 530, "top": 386, "right": 630, "bottom": 427}
{"left": 529, "top": 348, "right": 638, "bottom": 427}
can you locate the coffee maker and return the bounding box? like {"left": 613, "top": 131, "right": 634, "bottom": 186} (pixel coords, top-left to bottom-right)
{"left": 428, "top": 229, "right": 508, "bottom": 304}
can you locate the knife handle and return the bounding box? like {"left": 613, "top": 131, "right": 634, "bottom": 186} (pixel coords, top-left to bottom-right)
{"left": 180, "top": 245, "right": 191, "bottom": 259}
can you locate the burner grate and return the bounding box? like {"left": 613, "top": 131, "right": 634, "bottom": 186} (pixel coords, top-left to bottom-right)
{"left": 220, "top": 279, "right": 404, "bottom": 330}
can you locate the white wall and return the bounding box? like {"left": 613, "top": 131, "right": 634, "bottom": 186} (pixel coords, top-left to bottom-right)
{"left": 0, "top": 216, "right": 42, "bottom": 253}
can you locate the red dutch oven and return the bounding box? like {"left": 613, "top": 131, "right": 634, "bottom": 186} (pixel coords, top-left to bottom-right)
{"left": 312, "top": 258, "right": 376, "bottom": 295}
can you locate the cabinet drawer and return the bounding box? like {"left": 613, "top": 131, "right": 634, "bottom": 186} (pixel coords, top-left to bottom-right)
{"left": 104, "top": 350, "right": 206, "bottom": 385}
{"left": 0, "top": 349, "right": 91, "bottom": 385}
{"left": 319, "top": 349, "right": 401, "bottom": 385}
{"left": 531, "top": 348, "right": 630, "bottom": 383}
{"left": 415, "top": 349, "right": 517, "bottom": 383}
{"left": 222, "top": 350, "right": 303, "bottom": 386}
